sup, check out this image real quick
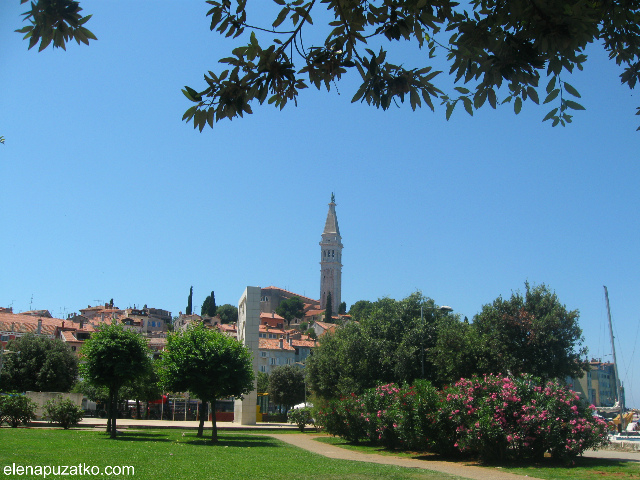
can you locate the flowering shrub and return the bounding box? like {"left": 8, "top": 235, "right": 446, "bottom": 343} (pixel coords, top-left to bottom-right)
{"left": 438, "top": 374, "right": 608, "bottom": 461}
{"left": 320, "top": 375, "right": 609, "bottom": 462}
{"left": 316, "top": 393, "right": 367, "bottom": 443}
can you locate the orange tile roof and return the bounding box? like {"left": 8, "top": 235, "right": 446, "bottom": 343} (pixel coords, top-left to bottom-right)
{"left": 259, "top": 338, "right": 296, "bottom": 351}
{"left": 291, "top": 339, "right": 317, "bottom": 348}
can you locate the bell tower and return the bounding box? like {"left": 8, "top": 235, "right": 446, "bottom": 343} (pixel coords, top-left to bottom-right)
{"left": 320, "top": 193, "right": 343, "bottom": 314}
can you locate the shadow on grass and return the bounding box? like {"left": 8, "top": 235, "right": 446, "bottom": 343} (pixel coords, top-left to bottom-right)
{"left": 182, "top": 434, "right": 284, "bottom": 448}
{"left": 99, "top": 432, "right": 172, "bottom": 442}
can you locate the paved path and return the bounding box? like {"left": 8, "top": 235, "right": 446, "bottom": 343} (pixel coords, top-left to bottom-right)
{"left": 268, "top": 434, "right": 543, "bottom": 480}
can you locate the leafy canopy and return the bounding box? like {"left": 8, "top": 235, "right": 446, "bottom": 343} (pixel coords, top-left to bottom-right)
{"left": 80, "top": 323, "right": 152, "bottom": 392}
{"left": 276, "top": 296, "right": 305, "bottom": 326}
{"left": 0, "top": 333, "right": 78, "bottom": 393}
{"left": 181, "top": 0, "right": 640, "bottom": 130}
{"left": 16, "top": 0, "right": 96, "bottom": 52}
{"left": 268, "top": 364, "right": 306, "bottom": 410}
{"left": 162, "top": 323, "right": 254, "bottom": 404}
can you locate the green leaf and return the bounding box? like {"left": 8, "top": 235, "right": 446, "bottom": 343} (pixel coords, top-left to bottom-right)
{"left": 563, "top": 82, "right": 581, "bottom": 98}
{"left": 514, "top": 97, "right": 522, "bottom": 114}
{"left": 273, "top": 8, "right": 289, "bottom": 28}
{"left": 462, "top": 97, "right": 473, "bottom": 116}
{"left": 542, "top": 108, "right": 558, "bottom": 122}
{"left": 454, "top": 87, "right": 470, "bottom": 94}
{"left": 546, "top": 76, "right": 556, "bottom": 94}
{"left": 446, "top": 102, "right": 455, "bottom": 120}
{"left": 564, "top": 100, "right": 585, "bottom": 111}
{"left": 543, "top": 89, "right": 559, "bottom": 104}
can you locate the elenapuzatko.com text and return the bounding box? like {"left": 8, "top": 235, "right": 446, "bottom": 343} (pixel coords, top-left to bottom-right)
{"left": 3, "top": 463, "right": 134, "bottom": 477}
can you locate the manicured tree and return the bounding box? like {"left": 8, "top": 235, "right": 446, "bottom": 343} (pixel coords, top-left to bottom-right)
{"left": 81, "top": 323, "right": 152, "bottom": 438}
{"left": 0, "top": 334, "right": 78, "bottom": 392}
{"left": 268, "top": 365, "right": 306, "bottom": 413}
{"left": 186, "top": 286, "right": 193, "bottom": 315}
{"left": 162, "top": 324, "right": 254, "bottom": 442}
{"left": 338, "top": 301, "right": 347, "bottom": 315}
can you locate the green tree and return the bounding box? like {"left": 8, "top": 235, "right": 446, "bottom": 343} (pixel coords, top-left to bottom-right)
{"left": 186, "top": 286, "right": 193, "bottom": 315}
{"left": 338, "top": 301, "right": 347, "bottom": 315}
{"left": 16, "top": 0, "right": 97, "bottom": 51}
{"left": 428, "top": 316, "right": 487, "bottom": 386}
{"left": 180, "top": 1, "right": 640, "bottom": 130}
{"left": 348, "top": 300, "right": 374, "bottom": 322}
{"left": 268, "top": 365, "right": 306, "bottom": 413}
{"left": 217, "top": 304, "right": 238, "bottom": 324}
{"left": 307, "top": 292, "right": 454, "bottom": 398}
{"left": 162, "top": 324, "right": 254, "bottom": 442}
{"left": 121, "top": 360, "right": 163, "bottom": 419}
{"left": 257, "top": 371, "right": 269, "bottom": 394}
{"left": 18, "top": 1, "right": 640, "bottom": 130}
{"left": 0, "top": 334, "right": 78, "bottom": 393}
{"left": 201, "top": 291, "right": 217, "bottom": 317}
{"left": 472, "top": 282, "right": 589, "bottom": 381}
{"left": 81, "top": 324, "right": 152, "bottom": 438}
{"left": 276, "top": 296, "right": 305, "bottom": 327}
{"left": 324, "top": 293, "right": 333, "bottom": 323}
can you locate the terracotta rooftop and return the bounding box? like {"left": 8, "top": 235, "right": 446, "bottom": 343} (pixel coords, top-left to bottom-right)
{"left": 259, "top": 338, "right": 296, "bottom": 351}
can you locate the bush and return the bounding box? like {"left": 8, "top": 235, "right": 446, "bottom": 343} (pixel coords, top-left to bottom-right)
{"left": 440, "top": 374, "right": 609, "bottom": 462}
{"left": 319, "top": 375, "right": 609, "bottom": 462}
{"left": 288, "top": 407, "right": 314, "bottom": 431}
{"left": 316, "top": 393, "right": 367, "bottom": 443}
{"left": 0, "top": 394, "right": 36, "bottom": 427}
{"left": 43, "top": 397, "right": 84, "bottom": 429}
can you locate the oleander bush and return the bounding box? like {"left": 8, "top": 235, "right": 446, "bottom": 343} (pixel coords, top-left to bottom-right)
{"left": 43, "top": 397, "right": 84, "bottom": 429}
{"left": 0, "top": 394, "right": 36, "bottom": 428}
{"left": 317, "top": 375, "right": 609, "bottom": 462}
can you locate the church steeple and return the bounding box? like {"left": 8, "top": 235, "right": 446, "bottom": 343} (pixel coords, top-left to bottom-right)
{"left": 320, "top": 193, "right": 343, "bottom": 315}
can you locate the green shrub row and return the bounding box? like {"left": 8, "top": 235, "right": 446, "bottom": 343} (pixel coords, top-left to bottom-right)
{"left": 316, "top": 374, "right": 609, "bottom": 462}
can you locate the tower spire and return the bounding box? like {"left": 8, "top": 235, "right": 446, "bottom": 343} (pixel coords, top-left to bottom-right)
{"left": 320, "top": 194, "right": 343, "bottom": 315}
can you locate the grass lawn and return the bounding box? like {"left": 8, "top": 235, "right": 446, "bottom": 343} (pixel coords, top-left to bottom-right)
{"left": 316, "top": 436, "right": 640, "bottom": 480}
{"left": 0, "top": 428, "right": 465, "bottom": 480}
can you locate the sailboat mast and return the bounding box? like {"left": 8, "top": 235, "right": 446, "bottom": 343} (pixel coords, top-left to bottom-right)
{"left": 604, "top": 285, "right": 625, "bottom": 419}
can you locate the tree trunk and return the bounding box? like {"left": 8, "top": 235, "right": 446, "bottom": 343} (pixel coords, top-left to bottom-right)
{"left": 197, "top": 401, "right": 206, "bottom": 437}
{"left": 106, "top": 395, "right": 112, "bottom": 434}
{"left": 136, "top": 399, "right": 141, "bottom": 419}
{"left": 210, "top": 399, "right": 218, "bottom": 443}
{"left": 110, "top": 388, "right": 117, "bottom": 439}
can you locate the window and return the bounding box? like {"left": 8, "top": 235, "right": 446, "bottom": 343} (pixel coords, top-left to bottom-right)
{"left": 261, "top": 351, "right": 267, "bottom": 357}
{"left": 268, "top": 333, "right": 277, "bottom": 339}
{"left": 260, "top": 366, "right": 266, "bottom": 372}
{"left": 270, "top": 358, "right": 276, "bottom": 365}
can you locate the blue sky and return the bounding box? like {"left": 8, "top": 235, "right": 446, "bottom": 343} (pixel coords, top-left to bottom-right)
{"left": 1, "top": 2, "right": 639, "bottom": 406}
